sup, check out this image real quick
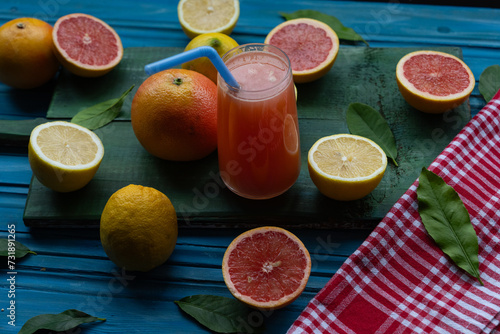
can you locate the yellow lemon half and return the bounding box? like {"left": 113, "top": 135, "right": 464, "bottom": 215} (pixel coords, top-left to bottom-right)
{"left": 178, "top": 0, "right": 239, "bottom": 39}
{"left": 28, "top": 121, "right": 104, "bottom": 192}
{"left": 308, "top": 134, "right": 387, "bottom": 201}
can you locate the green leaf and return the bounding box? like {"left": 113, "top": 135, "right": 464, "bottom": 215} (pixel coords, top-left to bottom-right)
{"left": 0, "top": 239, "right": 36, "bottom": 258}
{"left": 18, "top": 309, "right": 106, "bottom": 334}
{"left": 280, "top": 10, "right": 369, "bottom": 46}
{"left": 175, "top": 295, "right": 265, "bottom": 333}
{"left": 346, "top": 102, "right": 398, "bottom": 166}
{"left": 71, "top": 85, "right": 135, "bottom": 130}
{"left": 478, "top": 64, "right": 500, "bottom": 102}
{"left": 416, "top": 167, "right": 483, "bottom": 285}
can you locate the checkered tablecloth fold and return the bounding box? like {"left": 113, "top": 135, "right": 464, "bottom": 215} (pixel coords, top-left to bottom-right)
{"left": 288, "top": 90, "right": 500, "bottom": 334}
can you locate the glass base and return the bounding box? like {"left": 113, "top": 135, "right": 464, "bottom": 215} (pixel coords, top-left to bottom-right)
{"left": 223, "top": 179, "right": 294, "bottom": 200}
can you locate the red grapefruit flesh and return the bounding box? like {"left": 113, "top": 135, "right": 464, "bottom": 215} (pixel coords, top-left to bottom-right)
{"left": 222, "top": 226, "right": 311, "bottom": 310}
{"left": 396, "top": 50, "right": 475, "bottom": 113}
{"left": 53, "top": 13, "right": 123, "bottom": 77}
{"left": 265, "top": 18, "right": 339, "bottom": 84}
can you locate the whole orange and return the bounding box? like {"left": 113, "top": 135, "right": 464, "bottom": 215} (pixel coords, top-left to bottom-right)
{"left": 0, "top": 18, "right": 60, "bottom": 89}
{"left": 131, "top": 69, "right": 218, "bottom": 161}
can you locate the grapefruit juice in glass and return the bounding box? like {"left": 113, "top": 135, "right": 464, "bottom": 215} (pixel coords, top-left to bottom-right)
{"left": 217, "top": 44, "right": 300, "bottom": 200}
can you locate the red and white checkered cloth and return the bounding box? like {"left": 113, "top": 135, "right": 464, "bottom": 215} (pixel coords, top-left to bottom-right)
{"left": 289, "top": 90, "right": 500, "bottom": 334}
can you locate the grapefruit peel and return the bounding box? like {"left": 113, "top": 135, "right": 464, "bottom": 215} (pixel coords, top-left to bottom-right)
{"left": 222, "top": 226, "right": 311, "bottom": 310}
{"left": 52, "top": 13, "right": 123, "bottom": 78}
{"left": 265, "top": 18, "right": 339, "bottom": 84}
{"left": 396, "top": 50, "right": 475, "bottom": 114}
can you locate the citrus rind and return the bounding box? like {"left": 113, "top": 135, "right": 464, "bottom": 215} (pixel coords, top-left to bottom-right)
{"left": 0, "top": 18, "right": 60, "bottom": 89}
{"left": 181, "top": 32, "right": 239, "bottom": 83}
{"left": 308, "top": 134, "right": 387, "bottom": 201}
{"left": 52, "top": 13, "right": 123, "bottom": 77}
{"left": 396, "top": 50, "right": 475, "bottom": 114}
{"left": 264, "top": 18, "right": 339, "bottom": 84}
{"left": 100, "top": 184, "right": 178, "bottom": 272}
{"left": 177, "top": 0, "right": 239, "bottom": 39}
{"left": 222, "top": 226, "right": 311, "bottom": 310}
{"left": 131, "top": 68, "right": 218, "bottom": 162}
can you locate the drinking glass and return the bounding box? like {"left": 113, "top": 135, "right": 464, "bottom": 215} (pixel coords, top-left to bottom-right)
{"left": 217, "top": 43, "right": 301, "bottom": 199}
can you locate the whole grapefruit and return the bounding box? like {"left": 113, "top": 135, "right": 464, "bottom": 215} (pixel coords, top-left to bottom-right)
{"left": 131, "top": 69, "right": 218, "bottom": 161}
{"left": 0, "top": 18, "right": 60, "bottom": 89}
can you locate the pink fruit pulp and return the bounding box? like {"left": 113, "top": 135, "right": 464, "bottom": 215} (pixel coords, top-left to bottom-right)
{"left": 402, "top": 54, "right": 471, "bottom": 96}
{"left": 56, "top": 16, "right": 121, "bottom": 67}
{"left": 267, "top": 23, "right": 333, "bottom": 72}
{"left": 226, "top": 230, "right": 309, "bottom": 302}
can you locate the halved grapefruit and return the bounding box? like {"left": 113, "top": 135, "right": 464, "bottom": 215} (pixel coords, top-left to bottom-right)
{"left": 264, "top": 18, "right": 339, "bottom": 84}
{"left": 396, "top": 50, "right": 475, "bottom": 113}
{"left": 222, "top": 226, "right": 311, "bottom": 310}
{"left": 52, "top": 13, "right": 123, "bottom": 77}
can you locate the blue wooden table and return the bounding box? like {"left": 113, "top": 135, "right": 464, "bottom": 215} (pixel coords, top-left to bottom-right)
{"left": 1, "top": 1, "right": 499, "bottom": 333}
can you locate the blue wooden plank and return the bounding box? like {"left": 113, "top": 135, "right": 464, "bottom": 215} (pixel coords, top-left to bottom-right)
{"left": 0, "top": 155, "right": 32, "bottom": 186}
{"left": 0, "top": 275, "right": 325, "bottom": 333}
{"left": 1, "top": 1, "right": 499, "bottom": 333}
{"left": 0, "top": 228, "right": 365, "bottom": 266}
{"left": 0, "top": 236, "right": 340, "bottom": 332}
{"left": 0, "top": 191, "right": 27, "bottom": 215}
{"left": 0, "top": 82, "right": 56, "bottom": 118}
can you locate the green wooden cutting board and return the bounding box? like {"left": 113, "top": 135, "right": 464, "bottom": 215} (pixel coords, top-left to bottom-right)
{"left": 22, "top": 46, "right": 471, "bottom": 228}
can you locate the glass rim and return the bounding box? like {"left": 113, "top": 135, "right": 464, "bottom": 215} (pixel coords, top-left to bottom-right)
{"left": 218, "top": 43, "right": 292, "bottom": 94}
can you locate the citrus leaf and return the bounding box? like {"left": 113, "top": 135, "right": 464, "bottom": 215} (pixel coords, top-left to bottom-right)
{"left": 478, "top": 64, "right": 500, "bottom": 102}
{"left": 416, "top": 167, "right": 483, "bottom": 285}
{"left": 175, "top": 295, "right": 265, "bottom": 334}
{"left": 346, "top": 102, "right": 398, "bottom": 166}
{"left": 0, "top": 239, "right": 37, "bottom": 258}
{"left": 71, "top": 85, "right": 135, "bottom": 130}
{"left": 280, "top": 10, "right": 369, "bottom": 46}
{"left": 18, "top": 309, "right": 105, "bottom": 334}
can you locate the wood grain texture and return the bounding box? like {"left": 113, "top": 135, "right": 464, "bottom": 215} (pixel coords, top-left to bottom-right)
{"left": 23, "top": 46, "right": 470, "bottom": 228}
{"left": 1, "top": 1, "right": 499, "bottom": 333}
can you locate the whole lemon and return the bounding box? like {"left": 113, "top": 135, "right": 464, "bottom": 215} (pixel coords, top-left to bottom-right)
{"left": 182, "top": 32, "right": 238, "bottom": 83}
{"left": 100, "top": 184, "right": 178, "bottom": 272}
{"left": 0, "top": 17, "right": 60, "bottom": 89}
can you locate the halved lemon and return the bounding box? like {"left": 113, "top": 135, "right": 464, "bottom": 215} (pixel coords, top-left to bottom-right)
{"left": 308, "top": 134, "right": 387, "bottom": 201}
{"left": 177, "top": 0, "right": 239, "bottom": 39}
{"left": 28, "top": 121, "right": 104, "bottom": 192}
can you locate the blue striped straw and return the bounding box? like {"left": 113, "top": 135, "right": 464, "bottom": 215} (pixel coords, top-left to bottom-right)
{"left": 144, "top": 46, "right": 240, "bottom": 90}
